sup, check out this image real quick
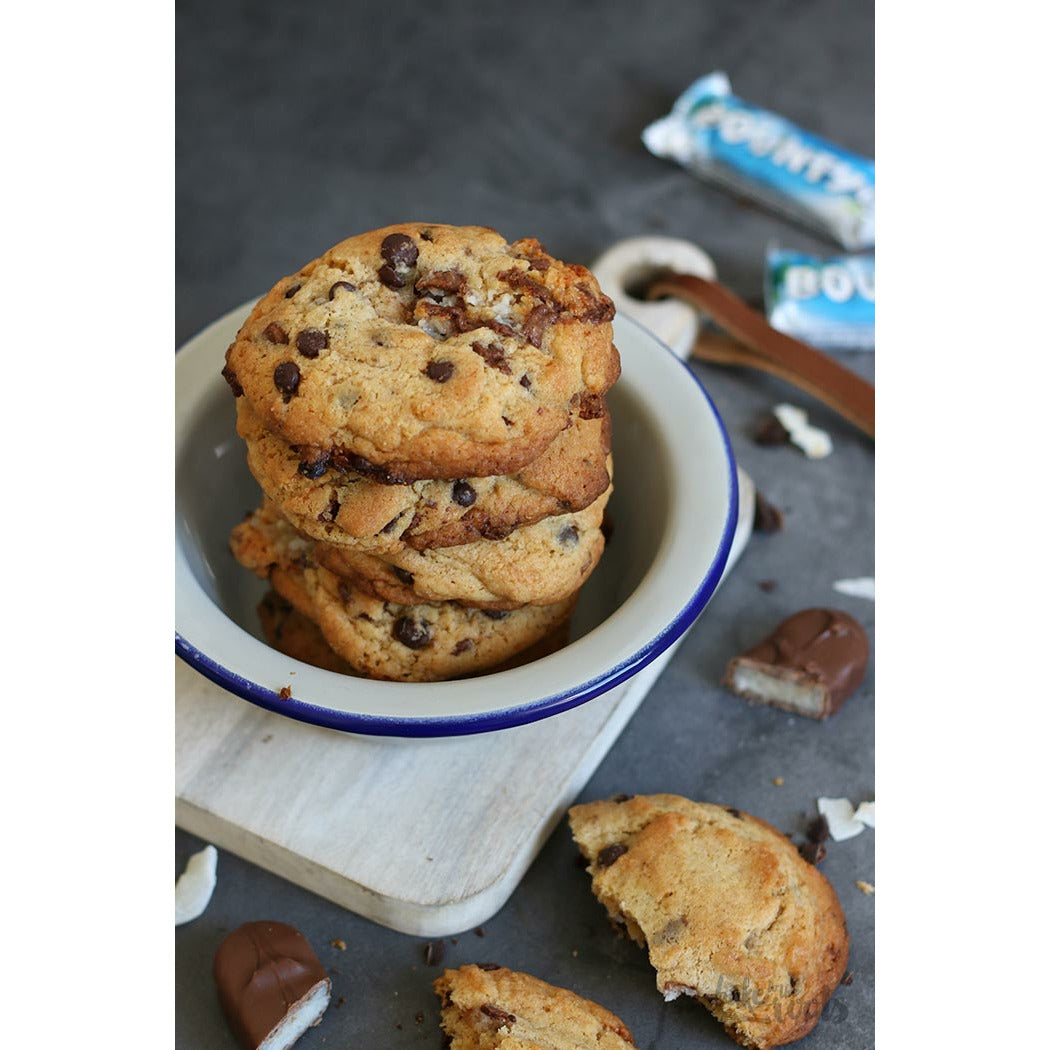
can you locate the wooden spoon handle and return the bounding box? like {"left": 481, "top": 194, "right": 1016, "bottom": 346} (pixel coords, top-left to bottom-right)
{"left": 648, "top": 272, "right": 875, "bottom": 439}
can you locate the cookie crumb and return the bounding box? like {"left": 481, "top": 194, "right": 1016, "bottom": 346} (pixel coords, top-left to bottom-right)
{"left": 855, "top": 880, "right": 875, "bottom": 895}
{"left": 753, "top": 490, "right": 784, "bottom": 533}
{"left": 415, "top": 1011, "right": 424, "bottom": 1025}
{"left": 474, "top": 926, "right": 485, "bottom": 937}
{"left": 772, "top": 776, "right": 784, "bottom": 786}
{"left": 330, "top": 938, "right": 346, "bottom": 950}
{"left": 754, "top": 412, "right": 791, "bottom": 446}
{"left": 758, "top": 579, "right": 778, "bottom": 592}
{"left": 278, "top": 686, "right": 292, "bottom": 700}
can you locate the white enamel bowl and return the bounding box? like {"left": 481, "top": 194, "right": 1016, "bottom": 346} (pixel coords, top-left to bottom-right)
{"left": 175, "top": 306, "right": 737, "bottom": 736}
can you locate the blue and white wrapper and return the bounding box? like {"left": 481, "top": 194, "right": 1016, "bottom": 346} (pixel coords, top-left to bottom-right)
{"left": 765, "top": 248, "right": 874, "bottom": 351}
{"left": 643, "top": 72, "right": 875, "bottom": 250}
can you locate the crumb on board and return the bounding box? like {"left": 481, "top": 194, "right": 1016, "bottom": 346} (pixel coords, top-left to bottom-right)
{"left": 279, "top": 685, "right": 292, "bottom": 700}
{"left": 773, "top": 776, "right": 784, "bottom": 786}
{"left": 855, "top": 880, "right": 875, "bottom": 895}
{"left": 330, "top": 938, "right": 347, "bottom": 950}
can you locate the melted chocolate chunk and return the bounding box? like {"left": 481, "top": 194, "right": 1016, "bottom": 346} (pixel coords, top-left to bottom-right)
{"left": 519, "top": 374, "right": 532, "bottom": 389}
{"left": 424, "top": 360, "right": 455, "bottom": 383}
{"left": 263, "top": 322, "right": 289, "bottom": 345}
{"left": 481, "top": 609, "right": 509, "bottom": 621}
{"left": 213, "top": 921, "right": 329, "bottom": 1050}
{"left": 380, "top": 232, "right": 419, "bottom": 269}
{"left": 498, "top": 267, "right": 558, "bottom": 308}
{"left": 284, "top": 283, "right": 301, "bottom": 299}
{"left": 273, "top": 361, "right": 301, "bottom": 400}
{"left": 558, "top": 525, "right": 579, "bottom": 546}
{"left": 221, "top": 363, "right": 243, "bottom": 397}
{"left": 415, "top": 269, "right": 466, "bottom": 296}
{"left": 318, "top": 497, "right": 340, "bottom": 523}
{"left": 725, "top": 807, "right": 743, "bottom": 819}
{"left": 471, "top": 341, "right": 512, "bottom": 374}
{"left": 480, "top": 1004, "right": 516, "bottom": 1026}
{"left": 451, "top": 480, "right": 476, "bottom": 507}
{"left": 597, "top": 843, "right": 628, "bottom": 868}
{"left": 297, "top": 449, "right": 330, "bottom": 479}
{"left": 296, "top": 328, "right": 328, "bottom": 358}
{"left": 328, "top": 280, "right": 356, "bottom": 299}
{"left": 393, "top": 567, "right": 415, "bottom": 586}
{"left": 378, "top": 263, "right": 406, "bottom": 289}
{"left": 393, "top": 617, "right": 433, "bottom": 650}
{"left": 451, "top": 639, "right": 474, "bottom": 656}
{"left": 329, "top": 451, "right": 406, "bottom": 485}
{"left": 522, "top": 304, "right": 557, "bottom": 348}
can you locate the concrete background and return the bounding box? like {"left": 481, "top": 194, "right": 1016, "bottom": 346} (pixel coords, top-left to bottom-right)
{"left": 176, "top": 1, "right": 874, "bottom": 1045}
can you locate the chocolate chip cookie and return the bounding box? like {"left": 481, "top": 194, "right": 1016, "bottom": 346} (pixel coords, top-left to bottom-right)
{"left": 236, "top": 397, "right": 612, "bottom": 551}
{"left": 222, "top": 224, "right": 619, "bottom": 482}
{"left": 434, "top": 965, "right": 636, "bottom": 1049}
{"left": 568, "top": 794, "right": 849, "bottom": 1050}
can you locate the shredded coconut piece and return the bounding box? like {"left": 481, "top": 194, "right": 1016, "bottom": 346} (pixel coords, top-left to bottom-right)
{"left": 855, "top": 801, "right": 875, "bottom": 827}
{"left": 175, "top": 845, "right": 218, "bottom": 925}
{"left": 772, "top": 403, "right": 833, "bottom": 459}
{"left": 833, "top": 577, "right": 875, "bottom": 601}
{"left": 855, "top": 880, "right": 875, "bottom": 895}
{"left": 817, "top": 797, "right": 873, "bottom": 841}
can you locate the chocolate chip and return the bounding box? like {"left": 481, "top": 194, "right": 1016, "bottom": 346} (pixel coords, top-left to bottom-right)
{"left": 393, "top": 567, "right": 415, "bottom": 586}
{"left": 575, "top": 393, "right": 605, "bottom": 420}
{"left": 528, "top": 256, "right": 551, "bottom": 271}
{"left": 424, "top": 360, "right": 455, "bottom": 383}
{"left": 498, "top": 267, "right": 558, "bottom": 308}
{"left": 519, "top": 374, "right": 531, "bottom": 389}
{"left": 415, "top": 269, "right": 466, "bottom": 296}
{"left": 731, "top": 988, "right": 741, "bottom": 1002}
{"left": 221, "top": 363, "right": 243, "bottom": 397}
{"left": 451, "top": 639, "right": 474, "bottom": 656}
{"left": 600, "top": 511, "right": 615, "bottom": 544}
{"left": 798, "top": 840, "right": 827, "bottom": 865}
{"left": 263, "top": 322, "right": 289, "bottom": 344}
{"left": 841, "top": 971, "right": 854, "bottom": 986}
{"left": 502, "top": 416, "right": 513, "bottom": 426}
{"left": 612, "top": 793, "right": 633, "bottom": 803}
{"left": 754, "top": 412, "right": 791, "bottom": 446}
{"left": 477, "top": 962, "right": 500, "bottom": 971}
{"left": 805, "top": 814, "right": 830, "bottom": 844}
{"left": 452, "top": 481, "right": 476, "bottom": 507}
{"left": 297, "top": 450, "right": 330, "bottom": 479}
{"left": 474, "top": 926, "right": 485, "bottom": 937}
{"left": 522, "top": 304, "right": 556, "bottom": 348}
{"left": 273, "top": 361, "right": 300, "bottom": 400}
{"left": 284, "top": 283, "right": 301, "bottom": 299}
{"left": 754, "top": 490, "right": 784, "bottom": 533}
{"left": 558, "top": 525, "right": 578, "bottom": 546}
{"left": 480, "top": 1004, "right": 515, "bottom": 1026}
{"left": 393, "top": 617, "right": 433, "bottom": 649}
{"left": 596, "top": 843, "right": 628, "bottom": 868}
{"left": 378, "top": 263, "right": 406, "bottom": 289}
{"left": 381, "top": 515, "right": 401, "bottom": 535}
{"left": 338, "top": 580, "right": 354, "bottom": 603}
{"left": 420, "top": 229, "right": 435, "bottom": 242}
{"left": 318, "top": 497, "right": 340, "bottom": 523}
{"left": 328, "top": 280, "right": 356, "bottom": 299}
{"left": 296, "top": 328, "right": 328, "bottom": 358}
{"left": 423, "top": 940, "right": 445, "bottom": 966}
{"left": 481, "top": 609, "right": 509, "bottom": 620}
{"left": 380, "top": 232, "right": 419, "bottom": 269}
{"left": 471, "top": 341, "right": 512, "bottom": 374}
{"left": 725, "top": 807, "right": 743, "bottom": 819}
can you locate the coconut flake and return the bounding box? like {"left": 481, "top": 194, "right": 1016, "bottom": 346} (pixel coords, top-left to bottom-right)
{"left": 175, "top": 845, "right": 218, "bottom": 925}
{"left": 817, "top": 798, "right": 866, "bottom": 841}
{"left": 772, "top": 403, "right": 833, "bottom": 459}
{"left": 855, "top": 801, "right": 875, "bottom": 828}
{"left": 833, "top": 577, "right": 876, "bottom": 601}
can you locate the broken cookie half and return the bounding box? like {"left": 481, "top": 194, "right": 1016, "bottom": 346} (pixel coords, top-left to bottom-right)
{"left": 568, "top": 794, "right": 849, "bottom": 1049}
{"left": 434, "top": 964, "right": 635, "bottom": 1048}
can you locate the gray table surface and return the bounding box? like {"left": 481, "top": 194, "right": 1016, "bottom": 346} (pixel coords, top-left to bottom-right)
{"left": 176, "top": 1, "right": 874, "bottom": 1046}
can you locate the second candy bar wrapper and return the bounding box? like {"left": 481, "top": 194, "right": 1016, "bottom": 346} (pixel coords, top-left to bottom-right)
{"left": 643, "top": 72, "right": 875, "bottom": 251}
{"left": 765, "top": 248, "right": 875, "bottom": 351}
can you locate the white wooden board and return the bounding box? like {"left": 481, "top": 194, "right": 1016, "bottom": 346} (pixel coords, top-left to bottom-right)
{"left": 176, "top": 473, "right": 753, "bottom": 938}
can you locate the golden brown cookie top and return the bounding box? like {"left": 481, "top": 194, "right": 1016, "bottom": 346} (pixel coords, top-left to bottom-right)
{"left": 434, "top": 964, "right": 635, "bottom": 1049}
{"left": 568, "top": 794, "right": 849, "bottom": 1050}
{"left": 223, "top": 223, "right": 619, "bottom": 481}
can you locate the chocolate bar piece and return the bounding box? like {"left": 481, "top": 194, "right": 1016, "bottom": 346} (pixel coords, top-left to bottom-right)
{"left": 214, "top": 921, "right": 331, "bottom": 1050}
{"left": 723, "top": 608, "right": 868, "bottom": 719}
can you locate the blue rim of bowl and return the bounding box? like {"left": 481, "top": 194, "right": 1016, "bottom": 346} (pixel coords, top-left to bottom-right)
{"left": 175, "top": 314, "right": 739, "bottom": 737}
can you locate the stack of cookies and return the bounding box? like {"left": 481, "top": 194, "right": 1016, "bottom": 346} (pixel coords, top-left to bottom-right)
{"left": 221, "top": 223, "right": 619, "bottom": 682}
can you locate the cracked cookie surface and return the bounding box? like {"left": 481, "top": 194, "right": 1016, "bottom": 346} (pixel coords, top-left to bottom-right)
{"left": 236, "top": 398, "right": 611, "bottom": 552}
{"left": 568, "top": 794, "right": 849, "bottom": 1050}
{"left": 223, "top": 223, "right": 619, "bottom": 481}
